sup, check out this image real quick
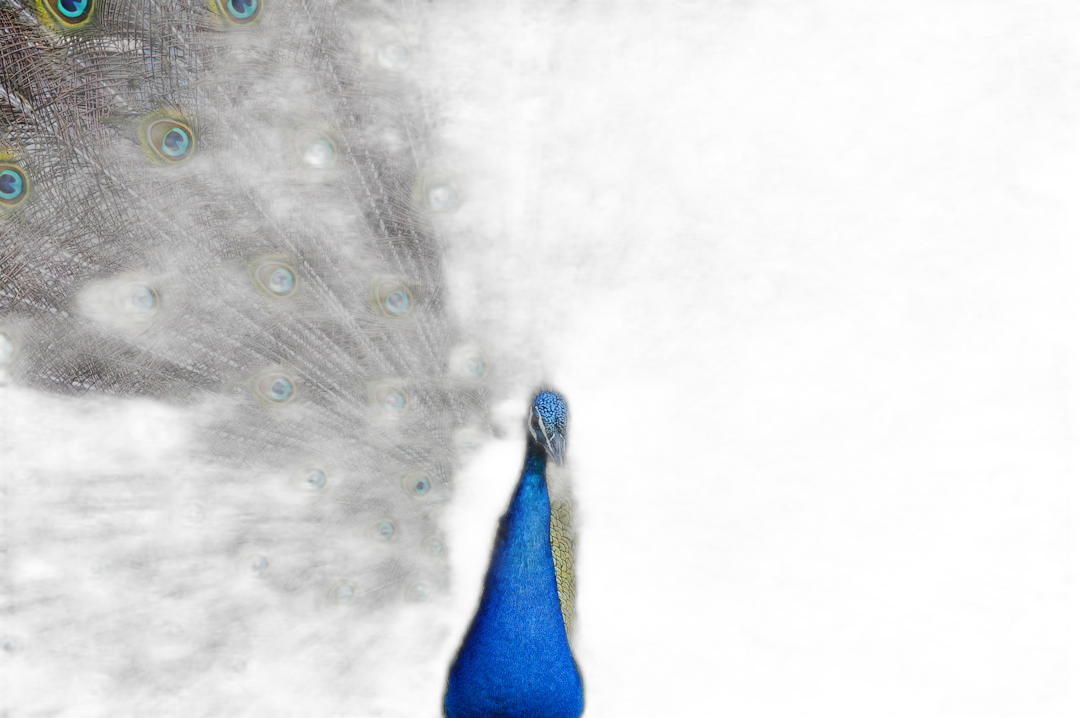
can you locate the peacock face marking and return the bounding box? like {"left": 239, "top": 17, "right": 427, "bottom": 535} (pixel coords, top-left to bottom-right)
{"left": 530, "top": 391, "right": 568, "bottom": 464}
{"left": 0, "top": 165, "right": 29, "bottom": 207}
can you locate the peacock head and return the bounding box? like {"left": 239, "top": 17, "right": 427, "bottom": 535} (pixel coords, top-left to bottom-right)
{"left": 528, "top": 390, "right": 568, "bottom": 465}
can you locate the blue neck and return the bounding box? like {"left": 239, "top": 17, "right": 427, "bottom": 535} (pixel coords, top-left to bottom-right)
{"left": 444, "top": 442, "right": 583, "bottom": 718}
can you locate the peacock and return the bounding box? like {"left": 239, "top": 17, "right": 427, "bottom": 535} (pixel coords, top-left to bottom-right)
{"left": 4, "top": 2, "right": 1068, "bottom": 716}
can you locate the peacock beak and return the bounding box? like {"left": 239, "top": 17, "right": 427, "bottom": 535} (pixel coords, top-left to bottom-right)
{"left": 546, "top": 430, "right": 565, "bottom": 466}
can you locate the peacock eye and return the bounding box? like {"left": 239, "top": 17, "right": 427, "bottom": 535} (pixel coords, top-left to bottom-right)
{"left": 449, "top": 345, "right": 487, "bottom": 381}
{"left": 0, "top": 166, "right": 29, "bottom": 207}
{"left": 402, "top": 471, "right": 431, "bottom": 497}
{"left": 289, "top": 462, "right": 326, "bottom": 496}
{"left": 405, "top": 582, "right": 429, "bottom": 602}
{"left": 372, "top": 519, "right": 396, "bottom": 542}
{"left": 250, "top": 258, "right": 298, "bottom": 298}
{"left": 374, "top": 279, "right": 413, "bottom": 317}
{"left": 331, "top": 583, "right": 355, "bottom": 604}
{"left": 293, "top": 129, "right": 337, "bottom": 169}
{"left": 233, "top": 548, "right": 272, "bottom": 583}
{"left": 253, "top": 371, "right": 296, "bottom": 405}
{"left": 454, "top": 427, "right": 483, "bottom": 454}
{"left": 215, "top": 0, "right": 261, "bottom": 25}
{"left": 367, "top": 24, "right": 408, "bottom": 73}
{"left": 419, "top": 169, "right": 457, "bottom": 213}
{"left": 144, "top": 118, "right": 195, "bottom": 163}
{"left": 421, "top": 536, "right": 444, "bottom": 558}
{"left": 42, "top": 0, "right": 93, "bottom": 27}
{"left": 374, "top": 385, "right": 407, "bottom": 415}
{"left": 111, "top": 281, "right": 159, "bottom": 318}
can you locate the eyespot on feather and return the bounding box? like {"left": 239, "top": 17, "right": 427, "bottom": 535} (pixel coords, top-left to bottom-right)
{"left": 370, "top": 519, "right": 397, "bottom": 543}
{"left": 37, "top": 0, "right": 93, "bottom": 30}
{"left": 294, "top": 129, "right": 337, "bottom": 170}
{"left": 372, "top": 383, "right": 408, "bottom": 416}
{"left": 211, "top": 0, "right": 262, "bottom": 26}
{"left": 251, "top": 370, "right": 297, "bottom": 405}
{"left": 401, "top": 471, "right": 432, "bottom": 498}
{"left": 373, "top": 278, "right": 413, "bottom": 318}
{"left": 142, "top": 118, "right": 196, "bottom": 164}
{"left": 0, "top": 164, "right": 30, "bottom": 208}
{"left": 250, "top": 258, "right": 298, "bottom": 298}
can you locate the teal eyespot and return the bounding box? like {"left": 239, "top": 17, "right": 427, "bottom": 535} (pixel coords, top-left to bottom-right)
{"left": 375, "top": 279, "right": 413, "bottom": 317}
{"left": 454, "top": 428, "right": 483, "bottom": 453}
{"left": 144, "top": 118, "right": 195, "bottom": 163}
{"left": 250, "top": 258, "right": 298, "bottom": 298}
{"left": 450, "top": 345, "right": 488, "bottom": 381}
{"left": 384, "top": 291, "right": 408, "bottom": 313}
{"left": 330, "top": 583, "right": 355, "bottom": 604}
{"left": 59, "top": 0, "right": 87, "bottom": 17}
{"left": 161, "top": 128, "right": 189, "bottom": 158}
{"left": 416, "top": 168, "right": 460, "bottom": 212}
{"left": 384, "top": 391, "right": 404, "bottom": 412}
{"left": 41, "top": 0, "right": 93, "bottom": 28}
{"left": 367, "top": 24, "right": 408, "bottom": 73}
{"left": 402, "top": 471, "right": 431, "bottom": 497}
{"left": 0, "top": 166, "right": 29, "bottom": 207}
{"left": 303, "top": 469, "right": 326, "bottom": 491}
{"left": 253, "top": 371, "right": 296, "bottom": 405}
{"left": 372, "top": 519, "right": 396, "bottom": 542}
{"left": 228, "top": 0, "right": 257, "bottom": 19}
{"left": 294, "top": 129, "right": 337, "bottom": 169}
{"left": 233, "top": 548, "right": 270, "bottom": 583}
{"left": 425, "top": 183, "right": 456, "bottom": 211}
{"left": 107, "top": 280, "right": 159, "bottom": 320}
{"left": 422, "top": 536, "right": 444, "bottom": 558}
{"left": 406, "top": 582, "right": 429, "bottom": 602}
